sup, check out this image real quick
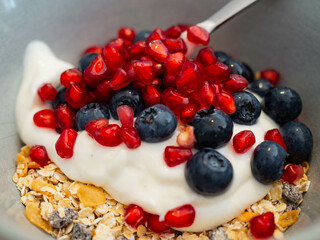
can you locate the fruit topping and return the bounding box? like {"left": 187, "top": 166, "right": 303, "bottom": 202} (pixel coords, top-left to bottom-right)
{"left": 187, "top": 25, "right": 210, "bottom": 45}
{"left": 215, "top": 92, "right": 236, "bottom": 114}
{"left": 102, "top": 45, "right": 123, "bottom": 71}
{"left": 55, "top": 128, "right": 78, "bottom": 158}
{"left": 142, "top": 85, "right": 162, "bottom": 107}
{"left": 83, "top": 54, "right": 109, "bottom": 86}
{"left": 120, "top": 126, "right": 141, "bottom": 149}
{"left": 243, "top": 62, "right": 255, "bottom": 83}
{"left": 117, "top": 105, "right": 134, "bottom": 126}
{"left": 222, "top": 74, "right": 248, "bottom": 93}
{"left": 85, "top": 118, "right": 109, "bottom": 137}
{"left": 162, "top": 87, "right": 190, "bottom": 115}
{"left": 52, "top": 88, "right": 67, "bottom": 109}
{"left": 164, "top": 204, "right": 195, "bottom": 228}
{"left": 280, "top": 121, "right": 313, "bottom": 164}
{"left": 176, "top": 61, "right": 202, "bottom": 94}
{"left": 124, "top": 204, "right": 147, "bottom": 228}
{"left": 78, "top": 53, "right": 98, "bottom": 73}
{"left": 204, "top": 61, "right": 230, "bottom": 83}
{"left": 180, "top": 100, "right": 201, "bottom": 124}
{"left": 230, "top": 91, "right": 261, "bottom": 125}
{"left": 232, "top": 130, "right": 256, "bottom": 153}
{"left": 251, "top": 141, "right": 287, "bottom": 184}
{"left": 260, "top": 68, "right": 280, "bottom": 86}
{"left": 282, "top": 164, "right": 304, "bottom": 184}
{"left": 214, "top": 51, "right": 229, "bottom": 64}
{"left": 146, "top": 28, "right": 166, "bottom": 44}
{"left": 250, "top": 212, "right": 275, "bottom": 239}
{"left": 64, "top": 83, "right": 88, "bottom": 109}
{"left": 165, "top": 25, "right": 182, "bottom": 38}
{"left": 110, "top": 68, "right": 131, "bottom": 90}
{"left": 60, "top": 68, "right": 84, "bottom": 88}
{"left": 83, "top": 46, "right": 102, "bottom": 55}
{"left": 92, "top": 124, "right": 122, "bottom": 147}
{"left": 248, "top": 78, "right": 274, "bottom": 97}
{"left": 147, "top": 214, "right": 170, "bottom": 233}
{"left": 264, "top": 128, "right": 287, "bottom": 151}
{"left": 189, "top": 107, "right": 233, "bottom": 149}
{"left": 263, "top": 87, "right": 302, "bottom": 124}
{"left": 133, "top": 30, "right": 152, "bottom": 43}
{"left": 196, "top": 47, "right": 217, "bottom": 66}
{"left": 226, "top": 60, "right": 248, "bottom": 79}
{"left": 37, "top": 83, "right": 58, "bottom": 102}
{"left": 54, "top": 104, "right": 75, "bottom": 130}
{"left": 164, "top": 146, "right": 192, "bottom": 167}
{"left": 96, "top": 80, "right": 113, "bottom": 102}
{"left": 145, "top": 40, "right": 168, "bottom": 62}
{"left": 29, "top": 145, "right": 50, "bottom": 167}
{"left": 176, "top": 125, "right": 195, "bottom": 148}
{"left": 135, "top": 104, "right": 177, "bottom": 143}
{"left": 133, "top": 60, "right": 154, "bottom": 82}
{"left": 163, "top": 38, "right": 187, "bottom": 54}
{"left": 33, "top": 109, "right": 57, "bottom": 129}
{"left": 118, "top": 27, "right": 136, "bottom": 46}
{"left": 164, "top": 52, "right": 185, "bottom": 76}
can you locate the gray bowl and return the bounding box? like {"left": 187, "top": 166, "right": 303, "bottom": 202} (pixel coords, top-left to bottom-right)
{"left": 0, "top": 0, "right": 319, "bottom": 239}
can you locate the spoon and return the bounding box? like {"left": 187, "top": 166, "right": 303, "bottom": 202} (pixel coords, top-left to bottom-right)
{"left": 181, "top": 0, "right": 258, "bottom": 56}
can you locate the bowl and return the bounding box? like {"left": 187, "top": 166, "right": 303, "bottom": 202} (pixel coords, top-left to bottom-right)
{"left": 0, "top": 0, "right": 319, "bottom": 239}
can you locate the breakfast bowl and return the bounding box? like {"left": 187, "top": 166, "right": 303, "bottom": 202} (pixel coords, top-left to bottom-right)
{"left": 0, "top": 0, "right": 319, "bottom": 239}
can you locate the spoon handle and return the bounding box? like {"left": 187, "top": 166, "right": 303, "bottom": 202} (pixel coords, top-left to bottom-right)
{"left": 197, "top": 0, "right": 257, "bottom": 33}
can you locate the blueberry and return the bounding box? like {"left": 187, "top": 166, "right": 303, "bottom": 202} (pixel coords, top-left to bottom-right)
{"left": 243, "top": 62, "right": 255, "bottom": 83}
{"left": 185, "top": 148, "right": 233, "bottom": 195}
{"left": 134, "top": 104, "right": 177, "bottom": 142}
{"left": 249, "top": 78, "right": 274, "bottom": 97}
{"left": 78, "top": 53, "right": 98, "bottom": 73}
{"left": 227, "top": 59, "right": 248, "bottom": 79}
{"left": 52, "top": 88, "right": 67, "bottom": 109}
{"left": 75, "top": 102, "right": 110, "bottom": 131}
{"left": 263, "top": 87, "right": 302, "bottom": 124}
{"left": 230, "top": 91, "right": 261, "bottom": 125}
{"left": 251, "top": 141, "right": 287, "bottom": 184}
{"left": 189, "top": 107, "right": 233, "bottom": 149}
{"left": 280, "top": 121, "right": 313, "bottom": 164}
{"left": 109, "top": 88, "right": 144, "bottom": 120}
{"left": 214, "top": 51, "right": 229, "bottom": 64}
{"left": 133, "top": 30, "right": 152, "bottom": 43}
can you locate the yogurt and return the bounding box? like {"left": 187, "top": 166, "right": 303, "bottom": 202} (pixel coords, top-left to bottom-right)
{"left": 16, "top": 41, "right": 278, "bottom": 232}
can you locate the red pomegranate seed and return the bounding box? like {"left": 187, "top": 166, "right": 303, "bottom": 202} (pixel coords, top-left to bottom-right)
{"left": 216, "top": 92, "right": 236, "bottom": 114}
{"left": 165, "top": 25, "right": 182, "bottom": 38}
{"left": 33, "top": 109, "right": 57, "bottom": 129}
{"left": 83, "top": 46, "right": 102, "bottom": 55}
{"left": 196, "top": 47, "right": 217, "bottom": 66}
{"left": 108, "top": 38, "right": 125, "bottom": 52}
{"left": 162, "top": 87, "right": 190, "bottom": 115}
{"left": 165, "top": 52, "right": 185, "bottom": 76}
{"left": 60, "top": 68, "right": 84, "bottom": 88}
{"left": 85, "top": 118, "right": 109, "bottom": 137}
{"left": 55, "top": 128, "right": 77, "bottom": 159}
{"left": 250, "top": 212, "right": 275, "bottom": 239}
{"left": 29, "top": 145, "right": 50, "bottom": 167}
{"left": 176, "top": 61, "right": 202, "bottom": 94}
{"left": 133, "top": 60, "right": 154, "bottom": 82}
{"left": 128, "top": 41, "right": 146, "bottom": 59}
{"left": 147, "top": 214, "right": 170, "bottom": 233}
{"left": 164, "top": 146, "right": 192, "bottom": 167}
{"left": 37, "top": 83, "right": 58, "bottom": 102}
{"left": 282, "top": 164, "right": 304, "bottom": 184}
{"left": 163, "top": 72, "right": 177, "bottom": 87}
{"left": 124, "top": 204, "right": 147, "bottom": 228}
{"left": 180, "top": 100, "right": 200, "bottom": 124}
{"left": 177, "top": 125, "right": 195, "bottom": 148}
{"left": 120, "top": 126, "right": 141, "bottom": 149}
{"left": 145, "top": 40, "right": 169, "bottom": 62}
{"left": 53, "top": 104, "right": 75, "bottom": 130}
{"left": 196, "top": 81, "right": 215, "bottom": 108}
{"left": 140, "top": 56, "right": 165, "bottom": 76}
{"left": 83, "top": 54, "right": 109, "bottom": 86}
{"left": 151, "top": 77, "right": 161, "bottom": 89}
{"left": 223, "top": 74, "right": 248, "bottom": 93}
{"left": 96, "top": 80, "right": 114, "bottom": 102}
{"left": 87, "top": 89, "right": 98, "bottom": 103}
{"left": 126, "top": 60, "right": 137, "bottom": 79}
{"left": 187, "top": 25, "right": 210, "bottom": 45}
{"left": 233, "top": 130, "right": 256, "bottom": 153}
{"left": 93, "top": 124, "right": 122, "bottom": 147}
{"left": 260, "top": 68, "right": 279, "bottom": 85}
{"left": 118, "top": 27, "right": 136, "bottom": 46}
{"left": 146, "top": 28, "right": 166, "bottom": 44}
{"left": 163, "top": 38, "right": 187, "bottom": 54}
{"left": 205, "top": 62, "right": 231, "bottom": 83}
{"left": 110, "top": 68, "right": 132, "bottom": 90}
{"left": 264, "top": 129, "right": 287, "bottom": 151}
{"left": 164, "top": 204, "right": 195, "bottom": 228}
{"left": 65, "top": 83, "right": 88, "bottom": 109}
{"left": 117, "top": 105, "right": 134, "bottom": 126}
{"left": 102, "top": 45, "right": 123, "bottom": 71}
{"left": 178, "top": 24, "right": 190, "bottom": 32}
{"left": 142, "top": 85, "right": 162, "bottom": 107}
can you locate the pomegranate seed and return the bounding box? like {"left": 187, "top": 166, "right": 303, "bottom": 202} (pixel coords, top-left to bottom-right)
{"left": 108, "top": 38, "right": 125, "bottom": 52}
{"left": 124, "top": 204, "right": 147, "bottom": 228}
{"left": 176, "top": 61, "right": 202, "bottom": 94}
{"left": 53, "top": 104, "right": 75, "bottom": 130}
{"left": 163, "top": 38, "right": 187, "bottom": 54}
{"left": 65, "top": 83, "right": 88, "bottom": 109}
{"left": 85, "top": 118, "right": 109, "bottom": 137}
{"left": 250, "top": 212, "right": 275, "bottom": 239}
{"left": 164, "top": 146, "right": 192, "bottom": 167}
{"left": 163, "top": 72, "right": 177, "bottom": 87}
{"left": 37, "top": 83, "right": 58, "bottom": 102}
{"left": 142, "top": 85, "right": 162, "bottom": 107}
{"left": 87, "top": 89, "right": 98, "bottom": 103}
{"left": 164, "top": 52, "right": 185, "bottom": 76}
{"left": 164, "top": 204, "right": 195, "bottom": 228}
{"left": 264, "top": 129, "right": 287, "bottom": 151}
{"left": 33, "top": 109, "right": 57, "bottom": 129}
{"left": 187, "top": 25, "right": 210, "bottom": 45}
{"left": 180, "top": 100, "right": 200, "bottom": 124}
{"left": 197, "top": 81, "right": 215, "bottom": 108}
{"left": 165, "top": 25, "right": 182, "bottom": 38}
{"left": 83, "top": 46, "right": 102, "bottom": 55}
{"left": 93, "top": 124, "right": 122, "bottom": 147}
{"left": 117, "top": 105, "right": 134, "bottom": 126}
{"left": 282, "top": 164, "right": 304, "bottom": 184}
{"left": 55, "top": 128, "right": 77, "bottom": 159}
{"left": 196, "top": 47, "right": 217, "bottom": 66}
{"left": 118, "top": 27, "right": 136, "bottom": 46}
{"left": 145, "top": 40, "right": 168, "bottom": 62}
{"left": 147, "top": 214, "right": 170, "bottom": 233}
{"left": 205, "top": 62, "right": 231, "bottom": 83}
{"left": 60, "top": 68, "right": 84, "bottom": 88}
{"left": 126, "top": 60, "right": 137, "bottom": 79}
{"left": 128, "top": 41, "right": 146, "bottom": 59}
{"left": 162, "top": 87, "right": 190, "bottom": 115}
{"left": 120, "top": 126, "right": 141, "bottom": 149}
{"left": 110, "top": 68, "right": 132, "bottom": 90}
{"left": 151, "top": 77, "right": 161, "bottom": 89}
{"left": 83, "top": 54, "right": 109, "bottom": 86}
{"left": 177, "top": 24, "right": 190, "bottom": 32}
{"left": 102, "top": 45, "right": 123, "bottom": 71}
{"left": 29, "top": 145, "right": 50, "bottom": 167}
{"left": 216, "top": 92, "right": 236, "bottom": 114}
{"left": 233, "top": 130, "right": 256, "bottom": 153}
{"left": 260, "top": 68, "right": 279, "bottom": 85}
{"left": 177, "top": 125, "right": 195, "bottom": 148}
{"left": 140, "top": 56, "right": 165, "bottom": 76}
{"left": 223, "top": 74, "right": 248, "bottom": 93}
{"left": 96, "top": 80, "right": 114, "bottom": 102}
{"left": 133, "top": 60, "right": 154, "bottom": 82}
{"left": 146, "top": 28, "right": 166, "bottom": 44}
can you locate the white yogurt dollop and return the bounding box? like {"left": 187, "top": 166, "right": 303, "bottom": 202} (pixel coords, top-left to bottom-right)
{"left": 16, "top": 41, "right": 279, "bottom": 232}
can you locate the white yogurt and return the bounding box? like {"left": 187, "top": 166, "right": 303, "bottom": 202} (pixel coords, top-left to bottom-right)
{"left": 16, "top": 41, "right": 279, "bottom": 232}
